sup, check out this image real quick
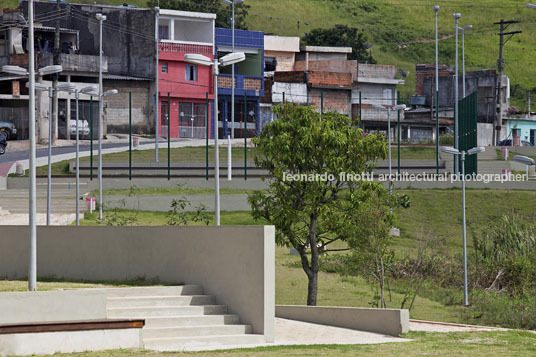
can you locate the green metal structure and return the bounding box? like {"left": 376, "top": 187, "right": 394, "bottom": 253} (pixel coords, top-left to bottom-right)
{"left": 458, "top": 92, "right": 478, "bottom": 175}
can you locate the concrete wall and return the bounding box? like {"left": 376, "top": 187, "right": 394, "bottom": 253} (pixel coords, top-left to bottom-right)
{"left": 358, "top": 64, "right": 397, "bottom": 79}
{"left": 478, "top": 123, "right": 494, "bottom": 146}
{"left": 272, "top": 82, "right": 307, "bottom": 104}
{"left": 103, "top": 79, "right": 153, "bottom": 135}
{"left": 0, "top": 226, "right": 275, "bottom": 341}
{"left": 25, "top": 2, "right": 156, "bottom": 79}
{"left": 276, "top": 305, "right": 409, "bottom": 337}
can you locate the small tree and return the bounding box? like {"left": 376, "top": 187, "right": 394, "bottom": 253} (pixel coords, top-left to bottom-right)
{"left": 248, "top": 104, "right": 388, "bottom": 305}
{"left": 346, "top": 190, "right": 396, "bottom": 308}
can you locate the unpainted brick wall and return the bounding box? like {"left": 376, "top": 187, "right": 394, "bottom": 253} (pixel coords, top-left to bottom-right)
{"left": 295, "top": 59, "right": 358, "bottom": 82}
{"left": 307, "top": 71, "right": 352, "bottom": 87}
{"left": 309, "top": 88, "right": 351, "bottom": 116}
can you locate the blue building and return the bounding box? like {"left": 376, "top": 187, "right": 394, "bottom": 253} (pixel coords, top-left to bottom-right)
{"left": 215, "top": 28, "right": 264, "bottom": 138}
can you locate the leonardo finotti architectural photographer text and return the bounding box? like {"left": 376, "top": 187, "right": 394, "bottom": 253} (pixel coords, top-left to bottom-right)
{"left": 282, "top": 172, "right": 526, "bottom": 183}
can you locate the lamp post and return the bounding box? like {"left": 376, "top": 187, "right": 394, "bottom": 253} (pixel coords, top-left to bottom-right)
{"left": 222, "top": 0, "right": 244, "bottom": 141}
{"left": 514, "top": 151, "right": 536, "bottom": 330}
{"left": 434, "top": 5, "right": 440, "bottom": 176}
{"left": 58, "top": 86, "right": 96, "bottom": 225}
{"left": 441, "top": 145, "right": 485, "bottom": 306}
{"left": 373, "top": 104, "right": 406, "bottom": 195}
{"left": 456, "top": 24, "right": 473, "bottom": 98}
{"left": 453, "top": 13, "right": 461, "bottom": 175}
{"left": 184, "top": 52, "right": 246, "bottom": 225}
{"left": 96, "top": 12, "right": 106, "bottom": 220}
{"left": 2, "top": 40, "right": 63, "bottom": 291}
{"left": 154, "top": 6, "right": 160, "bottom": 163}
{"left": 35, "top": 82, "right": 75, "bottom": 226}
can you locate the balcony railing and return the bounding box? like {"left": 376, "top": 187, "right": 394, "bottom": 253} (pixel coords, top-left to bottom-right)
{"left": 159, "top": 42, "right": 212, "bottom": 55}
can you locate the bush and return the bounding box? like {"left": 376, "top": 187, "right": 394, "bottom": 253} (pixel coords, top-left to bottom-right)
{"left": 440, "top": 134, "right": 454, "bottom": 145}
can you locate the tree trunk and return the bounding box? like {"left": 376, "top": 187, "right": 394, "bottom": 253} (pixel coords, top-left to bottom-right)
{"left": 307, "top": 269, "right": 318, "bottom": 306}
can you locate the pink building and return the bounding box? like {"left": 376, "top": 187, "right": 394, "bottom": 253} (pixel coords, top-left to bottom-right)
{"left": 157, "top": 10, "right": 216, "bottom": 138}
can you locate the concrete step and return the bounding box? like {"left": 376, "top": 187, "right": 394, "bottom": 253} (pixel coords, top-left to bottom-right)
{"left": 107, "top": 305, "right": 227, "bottom": 318}
{"left": 107, "top": 295, "right": 215, "bottom": 308}
{"left": 142, "top": 324, "right": 252, "bottom": 339}
{"left": 97, "top": 285, "right": 203, "bottom": 297}
{"left": 144, "top": 315, "right": 240, "bottom": 328}
{"left": 143, "top": 334, "right": 266, "bottom": 351}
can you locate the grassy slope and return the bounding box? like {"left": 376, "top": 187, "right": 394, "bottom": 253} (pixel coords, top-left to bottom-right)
{"left": 245, "top": 0, "right": 536, "bottom": 108}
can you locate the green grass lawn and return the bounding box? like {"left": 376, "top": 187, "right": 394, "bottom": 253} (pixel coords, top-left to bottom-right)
{"left": 32, "top": 330, "right": 536, "bottom": 356}
{"left": 94, "top": 187, "right": 256, "bottom": 196}
{"left": 29, "top": 145, "right": 437, "bottom": 177}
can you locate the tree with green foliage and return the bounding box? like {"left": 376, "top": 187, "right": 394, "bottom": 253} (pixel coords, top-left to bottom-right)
{"left": 146, "top": 0, "right": 249, "bottom": 30}
{"left": 302, "top": 25, "right": 375, "bottom": 63}
{"left": 248, "top": 103, "right": 392, "bottom": 305}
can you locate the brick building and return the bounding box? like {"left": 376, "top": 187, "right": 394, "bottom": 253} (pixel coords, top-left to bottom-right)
{"left": 215, "top": 27, "right": 264, "bottom": 138}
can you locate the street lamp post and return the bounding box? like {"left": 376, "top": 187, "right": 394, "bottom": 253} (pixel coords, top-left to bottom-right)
{"left": 154, "top": 7, "right": 160, "bottom": 163}
{"left": 96, "top": 12, "right": 106, "bottom": 220}
{"left": 58, "top": 86, "right": 96, "bottom": 225}
{"left": 184, "top": 52, "right": 246, "bottom": 225}
{"left": 434, "top": 5, "right": 440, "bottom": 176}
{"left": 222, "top": 0, "right": 244, "bottom": 141}
{"left": 3, "top": 64, "right": 63, "bottom": 291}
{"left": 457, "top": 25, "right": 473, "bottom": 98}
{"left": 453, "top": 13, "right": 461, "bottom": 175}
{"left": 373, "top": 104, "right": 406, "bottom": 195}
{"left": 441, "top": 145, "right": 485, "bottom": 306}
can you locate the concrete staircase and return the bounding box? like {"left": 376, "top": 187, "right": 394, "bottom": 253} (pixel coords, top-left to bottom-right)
{"left": 105, "top": 285, "right": 264, "bottom": 351}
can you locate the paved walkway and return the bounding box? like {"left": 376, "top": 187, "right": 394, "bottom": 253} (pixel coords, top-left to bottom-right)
{"left": 409, "top": 319, "right": 506, "bottom": 332}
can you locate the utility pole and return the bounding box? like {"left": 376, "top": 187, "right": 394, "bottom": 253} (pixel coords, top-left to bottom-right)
{"left": 53, "top": 0, "right": 61, "bottom": 143}
{"left": 494, "top": 19, "right": 521, "bottom": 145}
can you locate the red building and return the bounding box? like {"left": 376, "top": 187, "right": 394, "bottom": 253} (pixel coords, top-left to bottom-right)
{"left": 157, "top": 10, "right": 216, "bottom": 139}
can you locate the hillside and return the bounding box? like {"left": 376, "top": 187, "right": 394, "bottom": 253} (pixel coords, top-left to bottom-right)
{"left": 2, "top": 0, "right": 536, "bottom": 107}
{"left": 244, "top": 0, "right": 536, "bottom": 108}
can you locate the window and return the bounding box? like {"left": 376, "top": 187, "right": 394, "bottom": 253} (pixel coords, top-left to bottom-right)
{"left": 185, "top": 64, "right": 197, "bottom": 82}
{"left": 161, "top": 62, "right": 168, "bottom": 73}
{"left": 158, "top": 25, "right": 169, "bottom": 40}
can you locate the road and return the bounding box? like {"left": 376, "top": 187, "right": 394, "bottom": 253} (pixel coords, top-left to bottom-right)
{"left": 0, "top": 141, "right": 155, "bottom": 163}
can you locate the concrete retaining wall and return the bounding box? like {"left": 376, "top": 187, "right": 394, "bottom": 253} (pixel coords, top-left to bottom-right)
{"left": 275, "top": 305, "right": 409, "bottom": 337}
{"left": 0, "top": 226, "right": 275, "bottom": 341}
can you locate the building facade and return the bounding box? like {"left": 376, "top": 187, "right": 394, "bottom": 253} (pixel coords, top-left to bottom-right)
{"left": 215, "top": 27, "right": 264, "bottom": 138}
{"left": 157, "top": 9, "right": 216, "bottom": 139}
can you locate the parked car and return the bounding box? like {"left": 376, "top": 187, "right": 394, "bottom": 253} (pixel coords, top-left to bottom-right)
{"left": 0, "top": 121, "right": 17, "bottom": 140}
{"left": 60, "top": 119, "right": 90, "bottom": 139}
{"left": 0, "top": 131, "right": 7, "bottom": 155}
{"left": 498, "top": 139, "right": 534, "bottom": 146}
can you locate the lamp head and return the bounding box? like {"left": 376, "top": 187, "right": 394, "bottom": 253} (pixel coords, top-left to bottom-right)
{"left": 441, "top": 146, "right": 460, "bottom": 155}
{"left": 527, "top": 4, "right": 536, "bottom": 9}
{"left": 219, "top": 52, "right": 246, "bottom": 66}
{"left": 513, "top": 155, "right": 536, "bottom": 166}
{"left": 96, "top": 13, "right": 106, "bottom": 21}
{"left": 184, "top": 53, "right": 213, "bottom": 67}
{"left": 467, "top": 146, "right": 485, "bottom": 155}
{"left": 2, "top": 65, "right": 28, "bottom": 76}
{"left": 453, "top": 13, "right": 461, "bottom": 20}
{"left": 434, "top": 5, "right": 440, "bottom": 13}
{"left": 26, "top": 82, "right": 48, "bottom": 91}
{"left": 38, "top": 65, "right": 63, "bottom": 75}
{"left": 80, "top": 86, "right": 97, "bottom": 94}
{"left": 56, "top": 83, "right": 76, "bottom": 92}
{"left": 103, "top": 89, "right": 118, "bottom": 96}
{"left": 463, "top": 25, "right": 473, "bottom": 31}
{"left": 393, "top": 104, "right": 406, "bottom": 111}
